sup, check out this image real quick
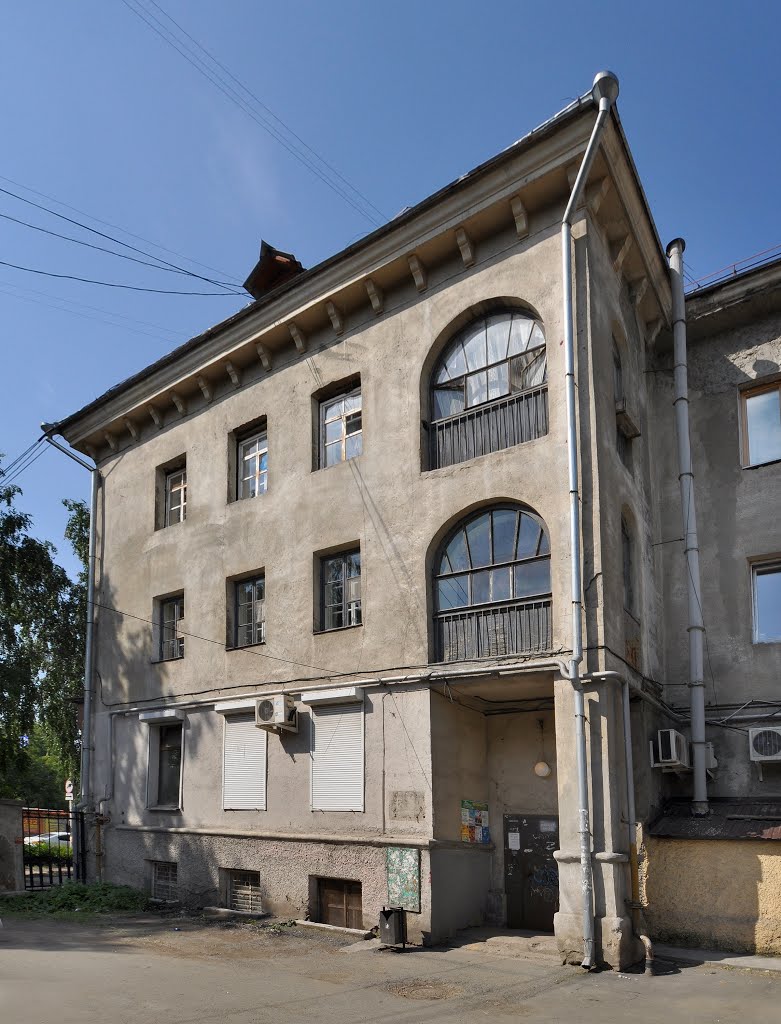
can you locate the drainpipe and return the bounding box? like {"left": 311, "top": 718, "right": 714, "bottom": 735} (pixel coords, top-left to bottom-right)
{"left": 42, "top": 431, "right": 100, "bottom": 811}
{"left": 666, "top": 240, "right": 709, "bottom": 817}
{"left": 561, "top": 70, "right": 620, "bottom": 970}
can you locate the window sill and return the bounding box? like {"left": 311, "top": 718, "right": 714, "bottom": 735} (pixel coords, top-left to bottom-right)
{"left": 314, "top": 622, "right": 364, "bottom": 636}
{"left": 314, "top": 454, "right": 363, "bottom": 473}
{"left": 226, "top": 641, "right": 266, "bottom": 652}
{"left": 743, "top": 457, "right": 781, "bottom": 471}
{"left": 151, "top": 656, "right": 185, "bottom": 665}
{"left": 147, "top": 806, "right": 182, "bottom": 813}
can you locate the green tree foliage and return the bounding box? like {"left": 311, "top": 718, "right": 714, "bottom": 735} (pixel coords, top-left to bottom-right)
{"left": 0, "top": 460, "right": 87, "bottom": 801}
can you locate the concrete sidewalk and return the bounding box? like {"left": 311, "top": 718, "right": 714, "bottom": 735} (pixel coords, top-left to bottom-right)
{"left": 655, "top": 942, "right": 781, "bottom": 974}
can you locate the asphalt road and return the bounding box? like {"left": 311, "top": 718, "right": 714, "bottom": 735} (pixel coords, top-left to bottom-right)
{"left": 1, "top": 915, "right": 780, "bottom": 1023}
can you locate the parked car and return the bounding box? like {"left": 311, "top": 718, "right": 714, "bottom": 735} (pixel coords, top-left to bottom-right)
{"left": 24, "top": 831, "right": 71, "bottom": 846}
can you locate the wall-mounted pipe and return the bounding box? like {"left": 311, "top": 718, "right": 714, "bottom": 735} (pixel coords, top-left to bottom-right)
{"left": 666, "top": 239, "right": 709, "bottom": 817}
{"left": 561, "top": 70, "right": 619, "bottom": 971}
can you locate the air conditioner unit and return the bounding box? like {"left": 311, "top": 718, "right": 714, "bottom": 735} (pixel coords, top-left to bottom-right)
{"left": 650, "top": 728, "right": 691, "bottom": 771}
{"left": 748, "top": 727, "right": 781, "bottom": 763}
{"left": 255, "top": 694, "right": 298, "bottom": 733}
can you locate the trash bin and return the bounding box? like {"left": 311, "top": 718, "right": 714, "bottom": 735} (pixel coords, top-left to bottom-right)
{"left": 379, "top": 906, "right": 407, "bottom": 947}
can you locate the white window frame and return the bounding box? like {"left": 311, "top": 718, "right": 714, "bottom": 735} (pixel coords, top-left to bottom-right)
{"left": 309, "top": 698, "right": 365, "bottom": 812}
{"left": 165, "top": 468, "right": 187, "bottom": 526}
{"left": 320, "top": 386, "right": 362, "bottom": 468}
{"left": 221, "top": 712, "right": 268, "bottom": 811}
{"left": 238, "top": 431, "right": 268, "bottom": 499}
{"left": 159, "top": 594, "right": 185, "bottom": 661}
{"left": 143, "top": 712, "right": 185, "bottom": 811}
{"left": 234, "top": 577, "right": 266, "bottom": 647}
{"left": 320, "top": 550, "right": 362, "bottom": 632}
{"left": 752, "top": 559, "right": 781, "bottom": 644}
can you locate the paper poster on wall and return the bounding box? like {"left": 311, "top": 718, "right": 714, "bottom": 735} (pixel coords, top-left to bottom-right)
{"left": 386, "top": 846, "right": 421, "bottom": 912}
{"left": 460, "top": 799, "right": 490, "bottom": 844}
{"left": 508, "top": 831, "right": 521, "bottom": 851}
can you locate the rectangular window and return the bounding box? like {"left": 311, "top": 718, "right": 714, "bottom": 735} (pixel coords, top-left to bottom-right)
{"left": 223, "top": 713, "right": 267, "bottom": 810}
{"left": 743, "top": 383, "right": 781, "bottom": 467}
{"left": 238, "top": 432, "right": 268, "bottom": 499}
{"left": 160, "top": 595, "right": 184, "bottom": 660}
{"left": 321, "top": 550, "right": 361, "bottom": 631}
{"left": 156, "top": 723, "right": 183, "bottom": 807}
{"left": 235, "top": 577, "right": 265, "bottom": 647}
{"left": 151, "top": 861, "right": 178, "bottom": 901}
{"left": 311, "top": 702, "right": 364, "bottom": 811}
{"left": 321, "top": 387, "right": 362, "bottom": 467}
{"left": 165, "top": 468, "right": 187, "bottom": 525}
{"left": 753, "top": 562, "right": 781, "bottom": 643}
{"left": 228, "top": 870, "right": 263, "bottom": 913}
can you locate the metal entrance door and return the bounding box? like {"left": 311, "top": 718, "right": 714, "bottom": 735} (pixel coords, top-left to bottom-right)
{"left": 317, "top": 877, "right": 363, "bottom": 929}
{"left": 503, "top": 814, "right": 559, "bottom": 931}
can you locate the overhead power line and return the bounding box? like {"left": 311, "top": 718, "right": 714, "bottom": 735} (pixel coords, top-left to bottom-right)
{"left": 0, "top": 184, "right": 243, "bottom": 294}
{"left": 0, "top": 257, "right": 244, "bottom": 295}
{"left": 2, "top": 439, "right": 49, "bottom": 485}
{"left": 0, "top": 174, "right": 237, "bottom": 282}
{"left": 120, "top": 0, "right": 386, "bottom": 227}
{"left": 0, "top": 208, "right": 243, "bottom": 287}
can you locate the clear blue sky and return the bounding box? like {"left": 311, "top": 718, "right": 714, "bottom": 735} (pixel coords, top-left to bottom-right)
{"left": 2, "top": 0, "right": 778, "bottom": 578}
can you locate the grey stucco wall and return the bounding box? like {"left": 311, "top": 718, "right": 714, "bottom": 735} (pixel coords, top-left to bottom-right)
{"left": 650, "top": 309, "right": 781, "bottom": 799}
{"left": 0, "top": 799, "right": 23, "bottom": 892}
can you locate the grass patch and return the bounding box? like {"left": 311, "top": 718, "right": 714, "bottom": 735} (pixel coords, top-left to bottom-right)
{"left": 0, "top": 882, "right": 151, "bottom": 918}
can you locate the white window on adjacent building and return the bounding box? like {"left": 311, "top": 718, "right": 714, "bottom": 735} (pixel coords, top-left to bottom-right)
{"left": 753, "top": 561, "right": 781, "bottom": 643}
{"left": 310, "top": 702, "right": 364, "bottom": 812}
{"left": 320, "top": 387, "right": 362, "bottom": 467}
{"left": 238, "top": 432, "right": 268, "bottom": 499}
{"left": 151, "top": 861, "right": 178, "bottom": 901}
{"left": 165, "top": 468, "right": 187, "bottom": 525}
{"left": 742, "top": 381, "right": 781, "bottom": 467}
{"left": 223, "top": 713, "right": 267, "bottom": 810}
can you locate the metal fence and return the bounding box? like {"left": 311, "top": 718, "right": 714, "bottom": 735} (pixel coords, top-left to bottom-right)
{"left": 429, "top": 386, "right": 549, "bottom": 470}
{"left": 22, "top": 806, "right": 86, "bottom": 889}
{"left": 436, "top": 598, "right": 553, "bottom": 662}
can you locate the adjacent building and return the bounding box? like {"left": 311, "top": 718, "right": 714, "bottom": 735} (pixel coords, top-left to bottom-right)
{"left": 50, "top": 75, "right": 781, "bottom": 967}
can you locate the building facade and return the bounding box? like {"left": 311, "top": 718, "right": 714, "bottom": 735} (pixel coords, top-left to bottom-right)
{"left": 52, "top": 79, "right": 781, "bottom": 967}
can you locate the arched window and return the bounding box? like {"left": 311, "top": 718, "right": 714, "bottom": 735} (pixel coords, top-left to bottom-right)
{"left": 429, "top": 310, "right": 548, "bottom": 469}
{"left": 433, "top": 505, "right": 552, "bottom": 662}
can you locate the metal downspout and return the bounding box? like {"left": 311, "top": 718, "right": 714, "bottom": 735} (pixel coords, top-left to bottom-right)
{"left": 666, "top": 239, "right": 709, "bottom": 816}
{"left": 81, "top": 465, "right": 99, "bottom": 811}
{"left": 561, "top": 70, "right": 619, "bottom": 970}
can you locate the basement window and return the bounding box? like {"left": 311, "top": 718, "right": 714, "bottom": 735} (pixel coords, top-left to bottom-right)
{"left": 228, "top": 870, "right": 264, "bottom": 914}
{"left": 151, "top": 861, "right": 178, "bottom": 902}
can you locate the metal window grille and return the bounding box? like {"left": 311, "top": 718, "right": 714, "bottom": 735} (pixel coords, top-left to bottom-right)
{"left": 165, "top": 469, "right": 187, "bottom": 526}
{"left": 160, "top": 596, "right": 184, "bottom": 660}
{"left": 238, "top": 433, "right": 268, "bottom": 498}
{"left": 321, "top": 388, "right": 362, "bottom": 467}
{"left": 229, "top": 870, "right": 263, "bottom": 913}
{"left": 152, "top": 861, "right": 178, "bottom": 901}
{"left": 235, "top": 577, "right": 266, "bottom": 646}
{"left": 321, "top": 550, "right": 361, "bottom": 630}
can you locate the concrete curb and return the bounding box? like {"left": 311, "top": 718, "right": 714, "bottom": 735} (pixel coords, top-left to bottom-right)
{"left": 294, "top": 919, "right": 374, "bottom": 939}
{"left": 655, "top": 943, "right": 781, "bottom": 974}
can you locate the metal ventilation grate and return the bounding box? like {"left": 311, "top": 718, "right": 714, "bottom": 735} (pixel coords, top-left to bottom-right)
{"left": 752, "top": 730, "right": 781, "bottom": 758}
{"left": 152, "top": 861, "right": 178, "bottom": 901}
{"left": 229, "top": 870, "right": 263, "bottom": 913}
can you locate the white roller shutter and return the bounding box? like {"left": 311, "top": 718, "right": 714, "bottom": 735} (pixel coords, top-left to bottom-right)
{"left": 311, "top": 702, "right": 364, "bottom": 811}
{"left": 223, "top": 713, "right": 267, "bottom": 810}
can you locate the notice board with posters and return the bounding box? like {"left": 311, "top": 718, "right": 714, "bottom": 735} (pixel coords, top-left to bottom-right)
{"left": 461, "top": 799, "right": 490, "bottom": 844}
{"left": 386, "top": 846, "right": 421, "bottom": 912}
